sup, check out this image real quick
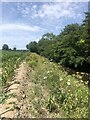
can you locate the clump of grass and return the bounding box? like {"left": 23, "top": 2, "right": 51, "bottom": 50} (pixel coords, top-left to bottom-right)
{"left": 46, "top": 96, "right": 58, "bottom": 113}
{"left": 28, "top": 60, "right": 37, "bottom": 68}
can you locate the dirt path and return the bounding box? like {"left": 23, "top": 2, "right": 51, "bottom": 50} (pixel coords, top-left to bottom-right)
{"left": 0, "top": 61, "right": 29, "bottom": 118}
{"left": 0, "top": 60, "right": 61, "bottom": 118}
{"left": 0, "top": 61, "right": 50, "bottom": 118}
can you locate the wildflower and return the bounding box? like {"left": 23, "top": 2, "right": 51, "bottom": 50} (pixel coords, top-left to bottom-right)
{"left": 68, "top": 79, "right": 70, "bottom": 82}
{"left": 67, "top": 82, "right": 70, "bottom": 85}
{"left": 68, "top": 89, "right": 70, "bottom": 92}
{"left": 60, "top": 77, "right": 63, "bottom": 81}
{"left": 68, "top": 97, "right": 71, "bottom": 99}
{"left": 80, "top": 80, "right": 83, "bottom": 83}
{"left": 70, "top": 94, "right": 73, "bottom": 96}
{"left": 76, "top": 72, "right": 79, "bottom": 74}
{"left": 43, "top": 76, "right": 47, "bottom": 80}
{"left": 35, "top": 98, "right": 38, "bottom": 101}
{"left": 47, "top": 71, "right": 50, "bottom": 74}
{"left": 76, "top": 98, "right": 78, "bottom": 101}
{"left": 79, "top": 76, "right": 82, "bottom": 79}
{"left": 85, "top": 81, "right": 88, "bottom": 85}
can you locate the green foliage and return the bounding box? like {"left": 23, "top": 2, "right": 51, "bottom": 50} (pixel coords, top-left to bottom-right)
{"left": 2, "top": 44, "right": 9, "bottom": 50}
{"left": 26, "top": 53, "right": 38, "bottom": 69}
{"left": 13, "top": 47, "right": 16, "bottom": 51}
{"left": 28, "top": 60, "right": 37, "bottom": 68}
{"left": 26, "top": 53, "right": 89, "bottom": 118}
{"left": 26, "top": 41, "right": 38, "bottom": 53}
{"left": 26, "top": 19, "right": 90, "bottom": 72}
{"left": 83, "top": 11, "right": 90, "bottom": 56}
{"left": 2, "top": 50, "right": 27, "bottom": 85}
{"left": 46, "top": 96, "right": 58, "bottom": 112}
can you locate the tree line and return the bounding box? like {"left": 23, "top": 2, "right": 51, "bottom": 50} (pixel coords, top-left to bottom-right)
{"left": 2, "top": 44, "right": 17, "bottom": 51}
{"left": 26, "top": 12, "right": 90, "bottom": 72}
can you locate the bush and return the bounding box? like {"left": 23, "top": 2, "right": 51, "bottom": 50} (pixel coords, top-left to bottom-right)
{"left": 28, "top": 60, "right": 37, "bottom": 68}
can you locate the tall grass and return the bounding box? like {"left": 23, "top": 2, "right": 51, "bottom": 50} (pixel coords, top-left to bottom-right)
{"left": 27, "top": 53, "right": 89, "bottom": 118}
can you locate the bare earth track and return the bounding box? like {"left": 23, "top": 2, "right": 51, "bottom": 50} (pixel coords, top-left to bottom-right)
{"left": 0, "top": 61, "right": 51, "bottom": 118}
{"left": 0, "top": 61, "right": 30, "bottom": 118}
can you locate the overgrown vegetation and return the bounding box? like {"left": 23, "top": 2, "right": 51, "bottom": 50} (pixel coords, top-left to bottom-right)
{"left": 0, "top": 50, "right": 28, "bottom": 109}
{"left": 2, "top": 50, "right": 27, "bottom": 85}
{"left": 26, "top": 53, "right": 89, "bottom": 118}
{"left": 26, "top": 12, "right": 90, "bottom": 72}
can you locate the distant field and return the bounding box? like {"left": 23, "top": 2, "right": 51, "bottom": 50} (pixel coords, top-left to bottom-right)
{"left": 0, "top": 50, "right": 2, "bottom": 102}
{"left": 0, "top": 50, "right": 28, "bottom": 104}
{"left": 0, "top": 50, "right": 2, "bottom": 68}
{"left": 0, "top": 50, "right": 2, "bottom": 87}
{"left": 2, "top": 50, "right": 28, "bottom": 85}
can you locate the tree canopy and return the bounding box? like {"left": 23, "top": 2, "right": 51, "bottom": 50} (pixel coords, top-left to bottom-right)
{"left": 26, "top": 12, "right": 90, "bottom": 72}
{"left": 2, "top": 44, "right": 9, "bottom": 50}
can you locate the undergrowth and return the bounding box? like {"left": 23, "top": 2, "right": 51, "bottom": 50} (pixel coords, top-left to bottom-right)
{"left": 26, "top": 53, "right": 89, "bottom": 118}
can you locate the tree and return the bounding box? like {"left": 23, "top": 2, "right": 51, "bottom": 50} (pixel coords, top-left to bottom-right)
{"left": 27, "top": 41, "right": 38, "bottom": 53}
{"left": 37, "top": 33, "right": 56, "bottom": 56}
{"left": 42, "top": 33, "right": 56, "bottom": 40}
{"left": 13, "top": 47, "right": 16, "bottom": 51}
{"left": 2, "top": 44, "right": 9, "bottom": 50}
{"left": 26, "top": 11, "right": 90, "bottom": 72}
{"left": 82, "top": 11, "right": 90, "bottom": 56}
{"left": 26, "top": 44, "right": 29, "bottom": 50}
{"left": 83, "top": 12, "right": 90, "bottom": 37}
{"left": 36, "top": 23, "right": 89, "bottom": 70}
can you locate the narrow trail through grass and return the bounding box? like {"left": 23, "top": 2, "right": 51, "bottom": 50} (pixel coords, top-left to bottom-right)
{"left": 0, "top": 53, "right": 89, "bottom": 118}
{"left": 0, "top": 59, "right": 55, "bottom": 118}
{"left": 0, "top": 61, "right": 29, "bottom": 118}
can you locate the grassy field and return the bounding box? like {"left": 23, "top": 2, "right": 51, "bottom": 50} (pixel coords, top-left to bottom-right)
{"left": 26, "top": 53, "right": 89, "bottom": 118}
{"left": 0, "top": 50, "right": 2, "bottom": 89}
{"left": 2, "top": 50, "right": 28, "bottom": 85}
{"left": 0, "top": 50, "right": 2, "bottom": 68}
{"left": 0, "top": 51, "right": 89, "bottom": 118}
{"left": 0, "top": 50, "right": 28, "bottom": 105}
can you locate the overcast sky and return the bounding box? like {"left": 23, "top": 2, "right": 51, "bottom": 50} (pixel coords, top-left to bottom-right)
{"left": 0, "top": 2, "right": 88, "bottom": 49}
